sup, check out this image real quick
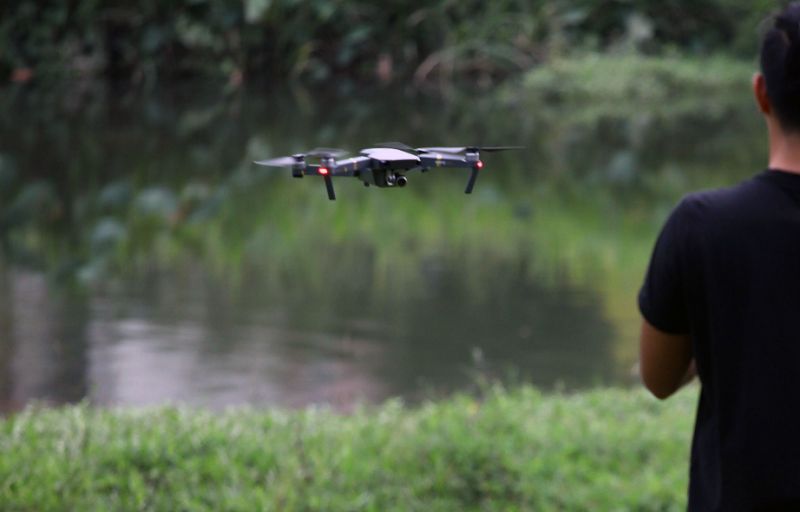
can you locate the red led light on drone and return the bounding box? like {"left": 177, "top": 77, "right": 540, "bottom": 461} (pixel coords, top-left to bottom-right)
{"left": 476, "top": 161, "right": 484, "bottom": 169}
{"left": 318, "top": 167, "right": 330, "bottom": 175}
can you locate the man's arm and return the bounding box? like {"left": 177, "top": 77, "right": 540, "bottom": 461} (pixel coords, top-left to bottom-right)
{"left": 639, "top": 319, "right": 694, "bottom": 400}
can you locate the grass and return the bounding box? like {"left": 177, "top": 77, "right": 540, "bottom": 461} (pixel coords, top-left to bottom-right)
{"left": 0, "top": 385, "right": 698, "bottom": 511}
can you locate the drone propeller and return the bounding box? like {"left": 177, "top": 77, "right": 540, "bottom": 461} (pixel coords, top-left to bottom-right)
{"left": 254, "top": 148, "right": 348, "bottom": 167}
{"left": 373, "top": 142, "right": 420, "bottom": 155}
{"left": 307, "top": 147, "right": 349, "bottom": 158}
{"left": 255, "top": 156, "right": 302, "bottom": 167}
{"left": 420, "top": 146, "right": 524, "bottom": 154}
{"left": 478, "top": 146, "right": 525, "bottom": 152}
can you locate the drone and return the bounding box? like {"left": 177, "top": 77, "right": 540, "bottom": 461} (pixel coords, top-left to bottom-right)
{"left": 254, "top": 142, "right": 522, "bottom": 200}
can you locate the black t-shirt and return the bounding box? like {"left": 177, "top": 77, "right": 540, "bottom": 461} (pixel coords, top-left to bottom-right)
{"left": 639, "top": 170, "right": 800, "bottom": 512}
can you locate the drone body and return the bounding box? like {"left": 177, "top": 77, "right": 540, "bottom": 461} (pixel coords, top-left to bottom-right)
{"left": 255, "top": 142, "right": 521, "bottom": 200}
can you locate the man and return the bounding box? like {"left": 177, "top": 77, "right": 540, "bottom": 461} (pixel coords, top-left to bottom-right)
{"left": 639, "top": 4, "right": 800, "bottom": 510}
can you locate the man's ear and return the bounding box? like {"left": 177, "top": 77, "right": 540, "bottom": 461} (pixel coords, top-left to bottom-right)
{"left": 754, "top": 72, "right": 772, "bottom": 115}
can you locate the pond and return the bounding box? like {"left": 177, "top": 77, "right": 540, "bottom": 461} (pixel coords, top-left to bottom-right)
{"left": 0, "top": 81, "right": 763, "bottom": 411}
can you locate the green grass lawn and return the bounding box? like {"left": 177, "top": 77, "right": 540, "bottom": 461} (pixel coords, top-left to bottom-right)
{"left": 0, "top": 385, "right": 698, "bottom": 511}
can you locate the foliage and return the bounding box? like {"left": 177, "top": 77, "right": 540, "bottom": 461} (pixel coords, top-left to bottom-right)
{"left": 0, "top": 0, "right": 780, "bottom": 86}
{"left": 0, "top": 386, "right": 698, "bottom": 511}
{"left": 520, "top": 53, "right": 753, "bottom": 103}
{"left": 0, "top": 74, "right": 759, "bottom": 294}
{"left": 0, "top": 71, "right": 763, "bottom": 368}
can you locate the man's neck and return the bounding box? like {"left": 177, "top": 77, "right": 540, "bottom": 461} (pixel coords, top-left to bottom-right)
{"left": 768, "top": 129, "right": 800, "bottom": 173}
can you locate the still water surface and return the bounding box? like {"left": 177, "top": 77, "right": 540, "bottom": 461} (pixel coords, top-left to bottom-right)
{"left": 0, "top": 83, "right": 763, "bottom": 411}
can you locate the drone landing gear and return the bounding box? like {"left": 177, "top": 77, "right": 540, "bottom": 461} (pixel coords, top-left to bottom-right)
{"left": 465, "top": 168, "right": 479, "bottom": 194}
{"left": 323, "top": 175, "right": 336, "bottom": 200}
{"left": 464, "top": 162, "right": 483, "bottom": 194}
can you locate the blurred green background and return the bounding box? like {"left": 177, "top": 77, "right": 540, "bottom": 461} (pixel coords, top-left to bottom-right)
{"left": 0, "top": 1, "right": 777, "bottom": 411}
{"left": 0, "top": 0, "right": 775, "bottom": 86}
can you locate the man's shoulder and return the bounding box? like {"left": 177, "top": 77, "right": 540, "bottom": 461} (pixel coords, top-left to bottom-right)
{"left": 676, "top": 175, "right": 767, "bottom": 222}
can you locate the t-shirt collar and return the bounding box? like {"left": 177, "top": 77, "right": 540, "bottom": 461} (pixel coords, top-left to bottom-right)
{"left": 759, "top": 168, "right": 800, "bottom": 191}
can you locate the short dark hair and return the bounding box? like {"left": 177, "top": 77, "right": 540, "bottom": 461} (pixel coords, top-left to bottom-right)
{"left": 761, "top": 2, "right": 800, "bottom": 132}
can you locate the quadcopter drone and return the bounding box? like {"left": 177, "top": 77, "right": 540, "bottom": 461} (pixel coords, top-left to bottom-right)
{"left": 254, "top": 142, "right": 522, "bottom": 200}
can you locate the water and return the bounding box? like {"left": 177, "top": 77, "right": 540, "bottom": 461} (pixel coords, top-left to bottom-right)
{"left": 0, "top": 82, "right": 764, "bottom": 411}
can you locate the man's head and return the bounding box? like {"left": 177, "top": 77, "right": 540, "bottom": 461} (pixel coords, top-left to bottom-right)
{"left": 757, "top": 2, "right": 800, "bottom": 134}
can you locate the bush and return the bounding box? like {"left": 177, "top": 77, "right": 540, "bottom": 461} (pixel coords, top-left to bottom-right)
{"left": 0, "top": 386, "right": 698, "bottom": 510}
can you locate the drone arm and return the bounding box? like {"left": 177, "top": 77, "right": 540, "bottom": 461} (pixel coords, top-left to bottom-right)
{"left": 334, "top": 156, "right": 372, "bottom": 177}
{"left": 418, "top": 153, "right": 484, "bottom": 194}
{"left": 418, "top": 153, "right": 471, "bottom": 169}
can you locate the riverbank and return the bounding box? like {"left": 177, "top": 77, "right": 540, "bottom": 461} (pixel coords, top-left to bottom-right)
{"left": 0, "top": 386, "right": 697, "bottom": 511}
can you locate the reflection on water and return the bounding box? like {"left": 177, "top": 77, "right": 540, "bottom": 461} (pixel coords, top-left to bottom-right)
{"left": 0, "top": 82, "right": 764, "bottom": 411}
{"left": 0, "top": 272, "right": 88, "bottom": 411}
{"left": 0, "top": 261, "right": 613, "bottom": 411}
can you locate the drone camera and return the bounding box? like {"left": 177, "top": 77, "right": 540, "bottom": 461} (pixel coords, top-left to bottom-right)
{"left": 396, "top": 175, "right": 408, "bottom": 187}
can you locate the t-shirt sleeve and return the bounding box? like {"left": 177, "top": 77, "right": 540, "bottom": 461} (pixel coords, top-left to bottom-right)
{"left": 638, "top": 200, "right": 691, "bottom": 334}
